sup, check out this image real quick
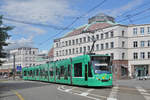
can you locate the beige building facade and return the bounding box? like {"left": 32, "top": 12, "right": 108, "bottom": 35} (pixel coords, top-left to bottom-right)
{"left": 52, "top": 14, "right": 150, "bottom": 79}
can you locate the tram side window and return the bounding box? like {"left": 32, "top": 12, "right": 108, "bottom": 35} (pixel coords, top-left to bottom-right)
{"left": 30, "top": 70, "right": 32, "bottom": 76}
{"left": 40, "top": 69, "right": 42, "bottom": 76}
{"left": 36, "top": 69, "right": 39, "bottom": 76}
{"left": 50, "top": 67, "right": 53, "bottom": 76}
{"left": 68, "top": 65, "right": 71, "bottom": 77}
{"left": 24, "top": 71, "right": 27, "bottom": 76}
{"left": 45, "top": 70, "right": 48, "bottom": 78}
{"left": 60, "top": 66, "right": 65, "bottom": 77}
{"left": 74, "top": 63, "right": 82, "bottom": 77}
{"left": 56, "top": 68, "right": 59, "bottom": 75}
{"left": 64, "top": 67, "right": 68, "bottom": 80}
{"left": 43, "top": 69, "right": 45, "bottom": 77}
{"left": 28, "top": 71, "right": 30, "bottom": 76}
{"left": 32, "top": 70, "right": 35, "bottom": 77}
{"left": 88, "top": 62, "right": 92, "bottom": 77}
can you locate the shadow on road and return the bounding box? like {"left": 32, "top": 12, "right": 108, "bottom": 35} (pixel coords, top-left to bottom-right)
{"left": 0, "top": 80, "right": 51, "bottom": 95}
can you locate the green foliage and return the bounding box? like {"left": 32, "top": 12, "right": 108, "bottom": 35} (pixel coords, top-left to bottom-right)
{"left": 0, "top": 15, "right": 13, "bottom": 65}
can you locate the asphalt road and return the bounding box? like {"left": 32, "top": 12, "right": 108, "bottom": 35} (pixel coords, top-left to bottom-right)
{"left": 0, "top": 79, "right": 150, "bottom": 100}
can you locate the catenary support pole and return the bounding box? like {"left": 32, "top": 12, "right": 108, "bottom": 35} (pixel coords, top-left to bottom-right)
{"left": 13, "top": 54, "right": 16, "bottom": 80}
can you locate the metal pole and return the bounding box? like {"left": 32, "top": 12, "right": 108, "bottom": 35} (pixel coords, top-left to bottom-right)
{"left": 13, "top": 54, "right": 16, "bottom": 80}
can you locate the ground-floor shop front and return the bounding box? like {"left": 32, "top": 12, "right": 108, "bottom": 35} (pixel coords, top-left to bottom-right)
{"left": 112, "top": 60, "right": 129, "bottom": 79}
{"left": 131, "top": 65, "right": 150, "bottom": 78}
{"left": 0, "top": 69, "right": 13, "bottom": 77}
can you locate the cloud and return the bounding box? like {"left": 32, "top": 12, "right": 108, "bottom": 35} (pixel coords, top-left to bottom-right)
{"left": 0, "top": 0, "right": 78, "bottom": 50}
{"left": 99, "top": 0, "right": 144, "bottom": 17}
{"left": 6, "top": 21, "right": 47, "bottom": 35}
{"left": 0, "top": 0, "right": 77, "bottom": 24}
{"left": 4, "top": 36, "right": 34, "bottom": 50}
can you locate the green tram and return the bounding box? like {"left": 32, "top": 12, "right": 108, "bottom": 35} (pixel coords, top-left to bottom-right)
{"left": 22, "top": 54, "right": 113, "bottom": 87}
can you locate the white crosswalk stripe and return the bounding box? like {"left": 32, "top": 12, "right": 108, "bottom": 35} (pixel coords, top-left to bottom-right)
{"left": 107, "top": 85, "right": 118, "bottom": 100}
{"left": 136, "top": 86, "right": 150, "bottom": 100}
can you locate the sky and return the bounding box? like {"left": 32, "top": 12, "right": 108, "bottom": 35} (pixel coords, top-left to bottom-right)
{"left": 0, "top": 0, "right": 150, "bottom": 53}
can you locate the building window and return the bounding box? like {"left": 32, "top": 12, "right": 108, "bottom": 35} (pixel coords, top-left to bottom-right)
{"left": 88, "top": 36, "right": 90, "bottom": 42}
{"left": 101, "top": 34, "right": 103, "bottom": 39}
{"left": 122, "top": 41, "right": 125, "bottom": 48}
{"left": 105, "top": 43, "right": 109, "bottom": 49}
{"left": 140, "top": 52, "right": 145, "bottom": 59}
{"left": 111, "top": 53, "right": 114, "bottom": 59}
{"left": 59, "top": 51, "right": 61, "bottom": 56}
{"left": 96, "top": 44, "right": 99, "bottom": 50}
{"left": 83, "top": 37, "right": 86, "bottom": 42}
{"left": 110, "top": 31, "right": 114, "bottom": 37}
{"left": 148, "top": 52, "right": 150, "bottom": 59}
{"left": 62, "top": 42, "right": 64, "bottom": 47}
{"left": 69, "top": 49, "right": 71, "bottom": 54}
{"left": 140, "top": 41, "right": 145, "bottom": 47}
{"left": 148, "top": 27, "right": 150, "bottom": 34}
{"left": 140, "top": 27, "right": 144, "bottom": 34}
{"left": 133, "top": 41, "right": 138, "bottom": 48}
{"left": 110, "top": 42, "right": 114, "bottom": 48}
{"left": 105, "top": 32, "right": 109, "bottom": 39}
{"left": 69, "top": 40, "right": 71, "bottom": 46}
{"left": 65, "top": 41, "right": 68, "bottom": 46}
{"left": 56, "top": 51, "right": 58, "bottom": 57}
{"left": 122, "top": 30, "right": 125, "bottom": 37}
{"left": 65, "top": 50, "right": 68, "bottom": 55}
{"left": 76, "top": 39, "right": 78, "bottom": 44}
{"left": 72, "top": 40, "right": 75, "bottom": 45}
{"left": 56, "top": 43, "right": 59, "bottom": 47}
{"left": 80, "top": 47, "right": 82, "bottom": 53}
{"left": 133, "top": 28, "right": 137, "bottom": 35}
{"left": 122, "top": 53, "right": 125, "bottom": 60}
{"left": 148, "top": 40, "right": 150, "bottom": 47}
{"left": 88, "top": 46, "right": 90, "bottom": 51}
{"left": 76, "top": 48, "right": 78, "bottom": 54}
{"left": 62, "top": 50, "right": 64, "bottom": 56}
{"left": 72, "top": 48, "right": 75, "bottom": 54}
{"left": 74, "top": 63, "right": 82, "bottom": 77}
{"left": 92, "top": 35, "right": 94, "bottom": 40}
{"left": 83, "top": 46, "right": 86, "bottom": 53}
{"left": 101, "top": 44, "right": 104, "bottom": 50}
{"left": 80, "top": 38, "right": 82, "bottom": 43}
{"left": 133, "top": 53, "right": 138, "bottom": 59}
{"left": 96, "top": 34, "right": 99, "bottom": 40}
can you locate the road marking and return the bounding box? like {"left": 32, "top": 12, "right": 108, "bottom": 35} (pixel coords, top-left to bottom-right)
{"left": 61, "top": 85, "right": 77, "bottom": 92}
{"left": 136, "top": 86, "right": 150, "bottom": 100}
{"left": 57, "top": 86, "right": 101, "bottom": 100}
{"left": 80, "top": 89, "right": 94, "bottom": 96}
{"left": 12, "top": 90, "right": 24, "bottom": 100}
{"left": 107, "top": 85, "right": 118, "bottom": 100}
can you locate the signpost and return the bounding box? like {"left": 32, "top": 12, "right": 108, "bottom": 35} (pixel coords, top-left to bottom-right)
{"left": 16, "top": 66, "right": 22, "bottom": 72}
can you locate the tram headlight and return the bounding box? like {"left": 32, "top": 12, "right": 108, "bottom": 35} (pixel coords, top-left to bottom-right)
{"left": 96, "top": 77, "right": 101, "bottom": 81}
{"left": 109, "top": 76, "right": 112, "bottom": 80}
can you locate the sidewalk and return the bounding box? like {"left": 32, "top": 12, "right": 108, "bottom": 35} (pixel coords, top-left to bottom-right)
{"left": 114, "top": 79, "right": 150, "bottom": 89}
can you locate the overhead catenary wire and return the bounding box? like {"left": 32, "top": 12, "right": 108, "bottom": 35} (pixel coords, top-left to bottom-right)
{"left": 39, "top": 0, "right": 108, "bottom": 46}
{"left": 115, "top": 1, "right": 150, "bottom": 19}
{"left": 3, "top": 17, "right": 74, "bottom": 30}
{"left": 117, "top": 6, "right": 150, "bottom": 23}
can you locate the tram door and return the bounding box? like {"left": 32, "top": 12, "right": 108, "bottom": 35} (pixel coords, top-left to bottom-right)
{"left": 85, "top": 64, "right": 88, "bottom": 81}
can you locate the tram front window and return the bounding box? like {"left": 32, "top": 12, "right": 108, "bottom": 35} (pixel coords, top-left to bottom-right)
{"left": 91, "top": 56, "right": 111, "bottom": 74}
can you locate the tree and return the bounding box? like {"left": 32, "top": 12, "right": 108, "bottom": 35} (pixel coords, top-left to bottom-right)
{"left": 0, "top": 15, "right": 13, "bottom": 65}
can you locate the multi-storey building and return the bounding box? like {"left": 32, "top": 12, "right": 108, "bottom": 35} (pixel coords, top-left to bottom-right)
{"left": 52, "top": 13, "right": 150, "bottom": 79}
{"left": 0, "top": 47, "right": 38, "bottom": 75}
